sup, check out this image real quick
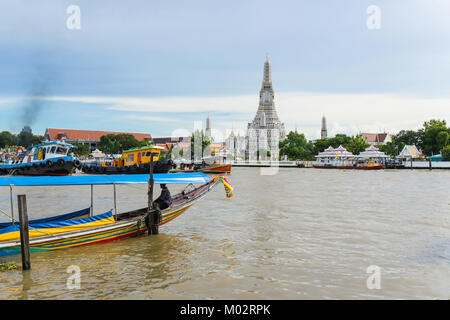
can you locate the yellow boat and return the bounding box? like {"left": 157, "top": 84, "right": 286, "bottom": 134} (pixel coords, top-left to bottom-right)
{"left": 81, "top": 145, "right": 175, "bottom": 174}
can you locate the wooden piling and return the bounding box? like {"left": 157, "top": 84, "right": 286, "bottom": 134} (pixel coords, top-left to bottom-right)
{"left": 148, "top": 153, "right": 160, "bottom": 235}
{"left": 148, "top": 154, "right": 154, "bottom": 212}
{"left": 113, "top": 183, "right": 117, "bottom": 221}
{"left": 90, "top": 184, "right": 93, "bottom": 216}
{"left": 17, "top": 194, "right": 31, "bottom": 270}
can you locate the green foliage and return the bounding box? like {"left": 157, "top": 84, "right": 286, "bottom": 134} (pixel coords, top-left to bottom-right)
{"left": 17, "top": 132, "right": 43, "bottom": 148}
{"left": 190, "top": 130, "right": 210, "bottom": 160}
{"left": 0, "top": 263, "right": 19, "bottom": 271}
{"left": 346, "top": 134, "right": 370, "bottom": 155}
{"left": 441, "top": 145, "right": 450, "bottom": 161}
{"left": 436, "top": 131, "right": 449, "bottom": 149}
{"left": 377, "top": 120, "right": 449, "bottom": 157}
{"left": 378, "top": 142, "right": 398, "bottom": 158}
{"left": 70, "top": 142, "right": 91, "bottom": 156}
{"left": 313, "top": 134, "right": 351, "bottom": 154}
{"left": 0, "top": 131, "right": 17, "bottom": 148}
{"left": 279, "top": 131, "right": 315, "bottom": 160}
{"left": 0, "top": 131, "right": 43, "bottom": 149}
{"left": 420, "top": 119, "right": 449, "bottom": 156}
{"left": 98, "top": 134, "right": 150, "bottom": 154}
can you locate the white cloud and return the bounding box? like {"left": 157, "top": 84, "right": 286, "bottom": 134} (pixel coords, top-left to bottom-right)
{"left": 124, "top": 115, "right": 182, "bottom": 123}
{"left": 34, "top": 93, "right": 450, "bottom": 140}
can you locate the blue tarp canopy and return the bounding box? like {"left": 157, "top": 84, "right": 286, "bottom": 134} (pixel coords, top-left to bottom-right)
{"left": 0, "top": 173, "right": 210, "bottom": 187}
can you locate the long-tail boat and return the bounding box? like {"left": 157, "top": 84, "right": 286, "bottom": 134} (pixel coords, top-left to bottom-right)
{"left": 0, "top": 173, "right": 233, "bottom": 256}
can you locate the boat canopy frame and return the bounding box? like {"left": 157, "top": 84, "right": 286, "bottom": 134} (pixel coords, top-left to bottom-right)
{"left": 0, "top": 173, "right": 210, "bottom": 226}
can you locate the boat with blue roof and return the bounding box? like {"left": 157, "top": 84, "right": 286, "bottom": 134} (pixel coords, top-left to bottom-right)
{"left": 0, "top": 141, "right": 81, "bottom": 176}
{"left": 0, "top": 173, "right": 234, "bottom": 256}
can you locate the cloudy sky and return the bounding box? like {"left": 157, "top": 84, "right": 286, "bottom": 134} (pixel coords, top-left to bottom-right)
{"left": 0, "top": 0, "right": 449, "bottom": 140}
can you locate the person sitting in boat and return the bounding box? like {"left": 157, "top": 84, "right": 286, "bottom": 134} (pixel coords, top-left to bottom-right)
{"left": 153, "top": 184, "right": 172, "bottom": 210}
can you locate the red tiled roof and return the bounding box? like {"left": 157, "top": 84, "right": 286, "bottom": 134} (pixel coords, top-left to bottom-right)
{"left": 362, "top": 133, "right": 388, "bottom": 143}
{"left": 45, "top": 128, "right": 151, "bottom": 142}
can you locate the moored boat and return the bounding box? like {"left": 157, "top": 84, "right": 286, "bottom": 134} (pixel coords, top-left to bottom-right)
{"left": 0, "top": 141, "right": 81, "bottom": 176}
{"left": 313, "top": 145, "right": 386, "bottom": 170}
{"left": 81, "top": 145, "right": 175, "bottom": 174}
{"left": 197, "top": 163, "right": 232, "bottom": 173}
{"left": 0, "top": 173, "right": 233, "bottom": 256}
{"left": 176, "top": 156, "right": 232, "bottom": 174}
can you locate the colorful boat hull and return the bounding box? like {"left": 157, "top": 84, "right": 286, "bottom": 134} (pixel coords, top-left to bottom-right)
{"left": 81, "top": 159, "right": 175, "bottom": 175}
{"left": 0, "top": 156, "right": 79, "bottom": 176}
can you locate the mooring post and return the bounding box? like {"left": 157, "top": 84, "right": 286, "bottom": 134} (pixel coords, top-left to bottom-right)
{"left": 17, "top": 194, "right": 31, "bottom": 271}
{"left": 148, "top": 153, "right": 159, "bottom": 235}
{"left": 113, "top": 183, "right": 117, "bottom": 221}
{"left": 90, "top": 184, "right": 93, "bottom": 216}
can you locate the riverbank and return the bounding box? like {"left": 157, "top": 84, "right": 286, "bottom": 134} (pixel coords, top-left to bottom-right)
{"left": 231, "top": 160, "right": 450, "bottom": 169}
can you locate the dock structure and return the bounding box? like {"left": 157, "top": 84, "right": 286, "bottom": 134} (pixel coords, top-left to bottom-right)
{"left": 391, "top": 160, "right": 450, "bottom": 169}
{"left": 231, "top": 161, "right": 311, "bottom": 168}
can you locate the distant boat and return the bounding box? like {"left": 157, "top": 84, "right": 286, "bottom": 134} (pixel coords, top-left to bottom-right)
{"left": 176, "top": 156, "right": 232, "bottom": 174}
{"left": 0, "top": 141, "right": 81, "bottom": 176}
{"left": 178, "top": 163, "right": 232, "bottom": 174}
{"left": 81, "top": 145, "right": 175, "bottom": 174}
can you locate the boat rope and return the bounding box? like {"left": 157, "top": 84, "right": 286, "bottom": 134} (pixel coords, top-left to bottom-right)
{"left": 0, "top": 208, "right": 55, "bottom": 237}
{"left": 0, "top": 208, "right": 12, "bottom": 220}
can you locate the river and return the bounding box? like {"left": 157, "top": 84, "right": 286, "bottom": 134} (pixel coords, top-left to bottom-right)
{"left": 0, "top": 167, "right": 449, "bottom": 299}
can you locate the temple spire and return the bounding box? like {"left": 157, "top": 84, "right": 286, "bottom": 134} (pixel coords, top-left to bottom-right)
{"left": 321, "top": 115, "right": 328, "bottom": 139}
{"left": 263, "top": 55, "right": 272, "bottom": 84}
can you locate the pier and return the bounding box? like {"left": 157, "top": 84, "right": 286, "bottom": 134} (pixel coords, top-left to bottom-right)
{"left": 231, "top": 161, "right": 313, "bottom": 168}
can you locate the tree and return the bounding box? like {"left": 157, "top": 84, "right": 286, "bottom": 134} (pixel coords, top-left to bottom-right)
{"left": 98, "top": 134, "right": 149, "bottom": 154}
{"left": 313, "top": 134, "right": 351, "bottom": 155}
{"left": 420, "top": 119, "right": 449, "bottom": 155}
{"left": 70, "top": 142, "right": 91, "bottom": 156}
{"left": 190, "top": 130, "right": 210, "bottom": 160}
{"left": 0, "top": 131, "right": 17, "bottom": 148}
{"left": 396, "top": 130, "right": 422, "bottom": 148}
{"left": 378, "top": 141, "right": 398, "bottom": 158}
{"left": 16, "top": 131, "right": 43, "bottom": 148}
{"left": 441, "top": 145, "right": 450, "bottom": 161}
{"left": 378, "top": 130, "right": 422, "bottom": 158}
{"left": 279, "top": 131, "right": 315, "bottom": 160}
{"left": 436, "top": 131, "right": 449, "bottom": 151}
{"left": 346, "top": 135, "right": 370, "bottom": 155}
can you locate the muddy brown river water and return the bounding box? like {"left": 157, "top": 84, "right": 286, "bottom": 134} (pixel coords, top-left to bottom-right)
{"left": 0, "top": 168, "right": 449, "bottom": 299}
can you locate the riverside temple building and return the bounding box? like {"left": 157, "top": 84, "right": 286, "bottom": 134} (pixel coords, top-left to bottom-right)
{"left": 245, "top": 56, "right": 286, "bottom": 161}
